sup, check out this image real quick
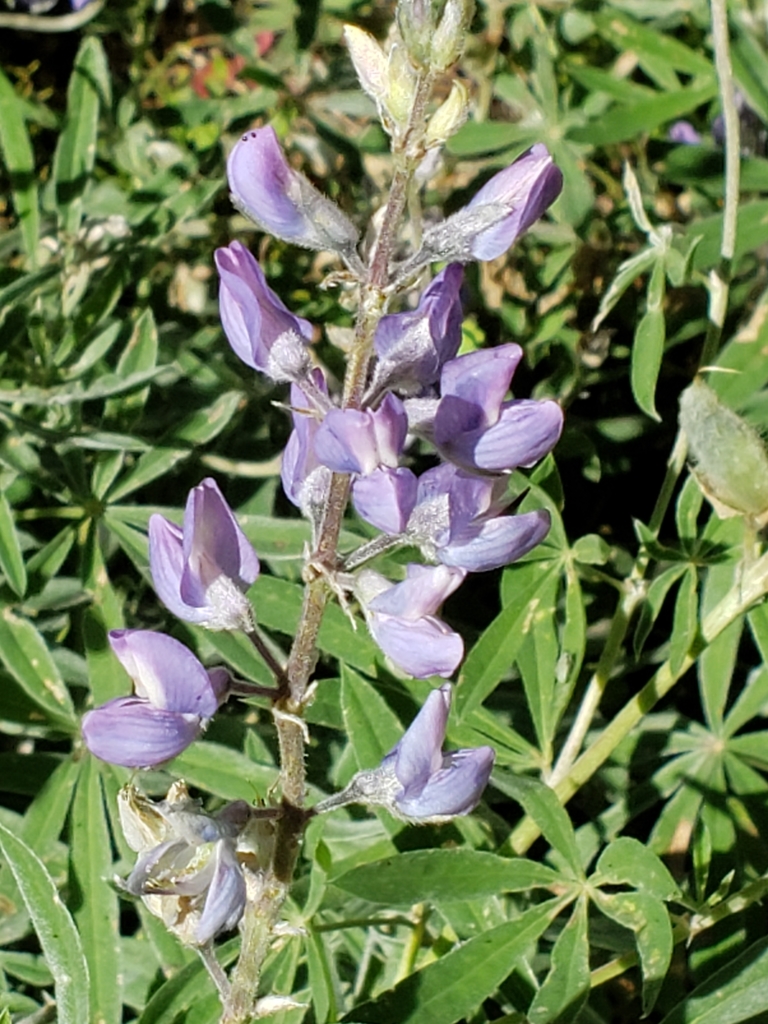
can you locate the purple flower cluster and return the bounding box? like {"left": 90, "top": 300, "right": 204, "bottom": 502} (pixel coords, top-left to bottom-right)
{"left": 81, "top": 125, "right": 564, "bottom": 846}
{"left": 216, "top": 128, "right": 563, "bottom": 682}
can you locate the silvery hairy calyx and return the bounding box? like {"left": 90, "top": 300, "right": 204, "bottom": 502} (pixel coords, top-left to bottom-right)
{"left": 80, "top": 1, "right": 564, "bottom": 1019}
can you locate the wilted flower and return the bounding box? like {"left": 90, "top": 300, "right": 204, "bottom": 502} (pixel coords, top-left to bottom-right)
{"left": 315, "top": 392, "right": 408, "bottom": 475}
{"left": 227, "top": 126, "right": 359, "bottom": 255}
{"left": 431, "top": 344, "right": 564, "bottom": 474}
{"left": 355, "top": 563, "right": 465, "bottom": 678}
{"left": 215, "top": 241, "right": 314, "bottom": 382}
{"left": 369, "top": 264, "right": 464, "bottom": 395}
{"left": 418, "top": 144, "right": 562, "bottom": 263}
{"left": 82, "top": 631, "right": 230, "bottom": 768}
{"left": 353, "top": 461, "right": 551, "bottom": 572}
{"left": 117, "top": 782, "right": 273, "bottom": 947}
{"left": 149, "top": 478, "right": 260, "bottom": 632}
{"left": 314, "top": 684, "right": 495, "bottom": 823}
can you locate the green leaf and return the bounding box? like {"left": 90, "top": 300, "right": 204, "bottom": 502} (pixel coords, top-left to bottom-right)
{"left": 658, "top": 936, "right": 768, "bottom": 1024}
{"left": 724, "top": 665, "right": 768, "bottom": 738}
{"left": 333, "top": 849, "right": 563, "bottom": 905}
{"left": 0, "top": 821, "right": 90, "bottom": 1024}
{"left": 104, "top": 308, "right": 159, "bottom": 422}
{"left": 592, "top": 10, "right": 712, "bottom": 79}
{"left": 0, "top": 491, "right": 26, "bottom": 597}
{"left": 343, "top": 896, "right": 570, "bottom": 1024}
{"left": 592, "top": 837, "right": 680, "bottom": 900}
{"left": 634, "top": 563, "right": 689, "bottom": 659}
{"left": 527, "top": 896, "right": 590, "bottom": 1024}
{"left": 669, "top": 566, "right": 698, "bottom": 676}
{"left": 0, "top": 606, "right": 75, "bottom": 729}
{"left": 137, "top": 939, "right": 239, "bottom": 1024}
{"left": 52, "top": 36, "right": 110, "bottom": 237}
{"left": 699, "top": 562, "right": 743, "bottom": 732}
{"left": 592, "top": 889, "right": 673, "bottom": 1016}
{"left": 568, "top": 81, "right": 718, "bottom": 147}
{"left": 306, "top": 927, "right": 336, "bottom": 1024}
{"left": 21, "top": 756, "right": 81, "bottom": 855}
{"left": 106, "top": 448, "right": 190, "bottom": 503}
{"left": 70, "top": 756, "right": 121, "bottom": 1024}
{"left": 517, "top": 572, "right": 561, "bottom": 755}
{"left": 341, "top": 666, "right": 403, "bottom": 770}
{"left": 456, "top": 560, "right": 560, "bottom": 719}
{"left": 631, "top": 261, "right": 666, "bottom": 421}
{"left": 0, "top": 66, "right": 39, "bottom": 265}
{"left": 171, "top": 742, "right": 276, "bottom": 802}
{"left": 502, "top": 776, "right": 583, "bottom": 879}
{"left": 170, "top": 390, "right": 244, "bottom": 445}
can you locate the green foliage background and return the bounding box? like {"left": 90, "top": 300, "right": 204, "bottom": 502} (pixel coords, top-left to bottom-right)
{"left": 2, "top": 0, "right": 768, "bottom": 1021}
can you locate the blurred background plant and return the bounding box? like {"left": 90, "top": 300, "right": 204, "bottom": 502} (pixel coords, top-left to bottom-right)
{"left": 2, "top": 0, "right": 768, "bottom": 1022}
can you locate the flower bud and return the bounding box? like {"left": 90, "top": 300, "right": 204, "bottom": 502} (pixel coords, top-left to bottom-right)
{"left": 425, "top": 79, "right": 470, "bottom": 148}
{"left": 431, "top": 0, "right": 475, "bottom": 71}
{"left": 397, "top": 0, "right": 434, "bottom": 67}
{"left": 344, "top": 25, "right": 389, "bottom": 107}
{"left": 679, "top": 378, "right": 768, "bottom": 522}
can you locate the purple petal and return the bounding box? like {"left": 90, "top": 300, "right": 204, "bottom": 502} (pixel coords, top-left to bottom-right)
{"left": 438, "top": 345, "right": 523, "bottom": 428}
{"left": 227, "top": 126, "right": 358, "bottom": 252}
{"left": 108, "top": 630, "right": 219, "bottom": 717}
{"left": 668, "top": 121, "right": 702, "bottom": 145}
{"left": 368, "top": 564, "right": 466, "bottom": 620}
{"left": 368, "top": 611, "right": 464, "bottom": 678}
{"left": 397, "top": 746, "right": 495, "bottom": 819}
{"left": 467, "top": 144, "right": 563, "bottom": 260}
{"left": 392, "top": 685, "right": 451, "bottom": 789}
{"left": 471, "top": 399, "right": 564, "bottom": 473}
{"left": 281, "top": 370, "right": 328, "bottom": 507}
{"left": 195, "top": 841, "right": 247, "bottom": 945}
{"left": 149, "top": 515, "right": 207, "bottom": 624}
{"left": 316, "top": 395, "right": 407, "bottom": 476}
{"left": 82, "top": 697, "right": 203, "bottom": 768}
{"left": 353, "top": 467, "right": 418, "bottom": 534}
{"left": 181, "top": 478, "right": 260, "bottom": 598}
{"left": 215, "top": 241, "right": 313, "bottom": 374}
{"left": 440, "top": 510, "right": 551, "bottom": 572}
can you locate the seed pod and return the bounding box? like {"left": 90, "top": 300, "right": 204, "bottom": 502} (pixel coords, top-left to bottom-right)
{"left": 679, "top": 377, "right": 768, "bottom": 524}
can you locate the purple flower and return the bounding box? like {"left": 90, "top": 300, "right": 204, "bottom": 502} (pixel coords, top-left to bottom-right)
{"left": 227, "top": 126, "right": 359, "bottom": 254}
{"left": 315, "top": 685, "right": 495, "bottom": 823}
{"left": 356, "top": 564, "right": 465, "bottom": 678}
{"left": 354, "top": 462, "right": 551, "bottom": 572}
{"left": 668, "top": 121, "right": 702, "bottom": 145}
{"left": 82, "top": 631, "right": 230, "bottom": 768}
{"left": 215, "top": 240, "right": 314, "bottom": 381}
{"left": 315, "top": 392, "right": 408, "bottom": 475}
{"left": 281, "top": 368, "right": 332, "bottom": 519}
{"left": 419, "top": 144, "right": 562, "bottom": 263}
{"left": 149, "top": 478, "right": 260, "bottom": 632}
{"left": 432, "top": 344, "right": 564, "bottom": 474}
{"left": 370, "top": 264, "right": 464, "bottom": 393}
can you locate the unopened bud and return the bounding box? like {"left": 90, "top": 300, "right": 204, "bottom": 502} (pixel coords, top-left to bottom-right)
{"left": 425, "top": 78, "right": 470, "bottom": 147}
{"left": 397, "top": 0, "right": 434, "bottom": 67}
{"left": 344, "top": 25, "right": 389, "bottom": 106}
{"left": 679, "top": 378, "right": 768, "bottom": 523}
{"left": 386, "top": 43, "right": 419, "bottom": 129}
{"left": 431, "top": 0, "right": 474, "bottom": 71}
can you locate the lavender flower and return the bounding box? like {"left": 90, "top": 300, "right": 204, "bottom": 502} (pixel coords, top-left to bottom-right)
{"left": 281, "top": 368, "right": 333, "bottom": 523}
{"left": 356, "top": 564, "right": 465, "bottom": 678}
{"left": 419, "top": 144, "right": 563, "bottom": 264}
{"left": 215, "top": 240, "right": 314, "bottom": 382}
{"left": 227, "top": 126, "right": 359, "bottom": 254}
{"left": 353, "top": 462, "right": 552, "bottom": 572}
{"left": 315, "top": 392, "right": 408, "bottom": 475}
{"left": 81, "top": 631, "right": 230, "bottom": 768}
{"left": 370, "top": 264, "right": 464, "bottom": 394}
{"left": 432, "top": 344, "right": 563, "bottom": 474}
{"left": 149, "top": 478, "right": 260, "bottom": 632}
{"left": 668, "top": 121, "right": 702, "bottom": 145}
{"left": 316, "top": 684, "right": 495, "bottom": 823}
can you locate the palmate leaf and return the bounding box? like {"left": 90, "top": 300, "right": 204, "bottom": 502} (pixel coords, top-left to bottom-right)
{"left": 342, "top": 896, "right": 572, "bottom": 1024}
{"left": 0, "top": 822, "right": 89, "bottom": 1024}
{"left": 499, "top": 775, "right": 583, "bottom": 879}
{"left": 527, "top": 896, "right": 590, "bottom": 1024}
